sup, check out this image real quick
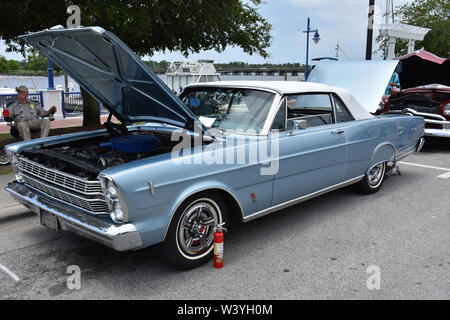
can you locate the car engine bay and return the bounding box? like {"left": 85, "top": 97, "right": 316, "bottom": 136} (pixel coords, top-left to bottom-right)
{"left": 20, "top": 130, "right": 178, "bottom": 180}
{"left": 388, "top": 92, "right": 448, "bottom": 114}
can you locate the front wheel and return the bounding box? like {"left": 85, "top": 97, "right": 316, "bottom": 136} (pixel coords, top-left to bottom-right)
{"left": 355, "top": 162, "right": 386, "bottom": 194}
{"left": 160, "top": 192, "right": 228, "bottom": 270}
{"left": 0, "top": 146, "right": 10, "bottom": 165}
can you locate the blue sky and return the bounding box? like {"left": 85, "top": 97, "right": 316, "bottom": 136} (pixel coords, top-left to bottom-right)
{"left": 0, "top": 0, "right": 413, "bottom": 64}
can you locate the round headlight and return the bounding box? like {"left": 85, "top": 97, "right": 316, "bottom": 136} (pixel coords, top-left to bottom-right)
{"left": 101, "top": 177, "right": 128, "bottom": 224}
{"left": 442, "top": 103, "right": 450, "bottom": 116}
{"left": 105, "top": 182, "right": 124, "bottom": 223}
{"left": 107, "top": 186, "right": 118, "bottom": 200}
{"left": 105, "top": 182, "right": 119, "bottom": 201}
{"left": 110, "top": 201, "right": 124, "bottom": 223}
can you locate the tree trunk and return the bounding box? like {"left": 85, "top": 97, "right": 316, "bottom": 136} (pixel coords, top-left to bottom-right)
{"left": 81, "top": 87, "right": 100, "bottom": 127}
{"left": 64, "top": 73, "right": 69, "bottom": 92}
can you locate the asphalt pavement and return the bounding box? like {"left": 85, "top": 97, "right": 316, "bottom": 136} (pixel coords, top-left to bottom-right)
{"left": 0, "top": 140, "right": 448, "bottom": 300}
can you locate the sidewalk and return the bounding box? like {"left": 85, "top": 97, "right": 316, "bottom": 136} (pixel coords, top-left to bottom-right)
{"left": 0, "top": 115, "right": 111, "bottom": 134}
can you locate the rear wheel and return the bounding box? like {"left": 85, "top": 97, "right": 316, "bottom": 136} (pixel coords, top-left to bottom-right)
{"left": 161, "top": 192, "right": 228, "bottom": 270}
{"left": 356, "top": 162, "right": 386, "bottom": 194}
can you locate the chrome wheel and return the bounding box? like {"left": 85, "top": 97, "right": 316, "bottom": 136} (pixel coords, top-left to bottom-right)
{"left": 367, "top": 163, "right": 385, "bottom": 188}
{"left": 0, "top": 147, "right": 10, "bottom": 165}
{"left": 176, "top": 200, "right": 220, "bottom": 259}
{"left": 162, "top": 192, "right": 228, "bottom": 270}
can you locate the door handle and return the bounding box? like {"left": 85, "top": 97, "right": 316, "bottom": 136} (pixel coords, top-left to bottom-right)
{"left": 331, "top": 129, "right": 345, "bottom": 134}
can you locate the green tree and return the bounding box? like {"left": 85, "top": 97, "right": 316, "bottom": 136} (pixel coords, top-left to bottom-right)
{"left": 25, "top": 50, "right": 48, "bottom": 71}
{"left": 5, "top": 59, "right": 20, "bottom": 71}
{"left": 143, "top": 60, "right": 171, "bottom": 71}
{"left": 375, "top": 36, "right": 409, "bottom": 60}
{"left": 0, "top": 0, "right": 272, "bottom": 126}
{"left": 376, "top": 0, "right": 450, "bottom": 58}
{"left": 0, "top": 56, "right": 8, "bottom": 73}
{"left": 0, "top": 56, "right": 21, "bottom": 72}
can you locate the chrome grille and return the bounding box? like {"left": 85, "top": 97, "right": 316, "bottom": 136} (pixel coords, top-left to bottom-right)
{"left": 19, "top": 158, "right": 103, "bottom": 194}
{"left": 22, "top": 174, "right": 109, "bottom": 214}
{"left": 18, "top": 157, "right": 109, "bottom": 214}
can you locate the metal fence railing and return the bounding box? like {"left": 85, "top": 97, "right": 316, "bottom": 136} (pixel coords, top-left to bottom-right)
{"left": 62, "top": 91, "right": 108, "bottom": 117}
{"left": 61, "top": 91, "right": 83, "bottom": 117}
{"left": 0, "top": 92, "right": 44, "bottom": 120}
{"left": 0, "top": 91, "right": 109, "bottom": 121}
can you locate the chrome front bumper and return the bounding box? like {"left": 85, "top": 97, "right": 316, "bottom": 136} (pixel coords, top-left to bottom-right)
{"left": 423, "top": 115, "right": 450, "bottom": 138}
{"left": 6, "top": 181, "right": 143, "bottom": 251}
{"left": 424, "top": 127, "right": 450, "bottom": 138}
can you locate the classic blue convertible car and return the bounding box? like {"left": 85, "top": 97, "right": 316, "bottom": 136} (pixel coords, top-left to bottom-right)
{"left": 5, "top": 27, "right": 425, "bottom": 269}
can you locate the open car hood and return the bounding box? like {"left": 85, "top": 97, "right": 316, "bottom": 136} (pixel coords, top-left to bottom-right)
{"left": 307, "top": 60, "right": 400, "bottom": 113}
{"left": 394, "top": 50, "right": 450, "bottom": 89}
{"left": 19, "top": 26, "right": 201, "bottom": 131}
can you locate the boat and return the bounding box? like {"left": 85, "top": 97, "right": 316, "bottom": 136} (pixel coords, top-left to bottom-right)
{"left": 165, "top": 60, "right": 221, "bottom": 94}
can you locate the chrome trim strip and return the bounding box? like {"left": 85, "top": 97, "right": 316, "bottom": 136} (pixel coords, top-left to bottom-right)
{"left": 370, "top": 142, "right": 397, "bottom": 167}
{"left": 186, "top": 83, "right": 282, "bottom": 95}
{"left": 416, "top": 138, "right": 425, "bottom": 153}
{"left": 267, "top": 96, "right": 286, "bottom": 133}
{"left": 6, "top": 182, "right": 142, "bottom": 251}
{"left": 262, "top": 93, "right": 283, "bottom": 135}
{"left": 243, "top": 175, "right": 365, "bottom": 223}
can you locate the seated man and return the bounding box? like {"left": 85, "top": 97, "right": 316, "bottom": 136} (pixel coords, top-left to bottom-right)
{"left": 7, "top": 86, "right": 57, "bottom": 141}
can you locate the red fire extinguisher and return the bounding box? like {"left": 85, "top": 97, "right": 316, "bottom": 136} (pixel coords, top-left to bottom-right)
{"left": 214, "top": 222, "right": 227, "bottom": 268}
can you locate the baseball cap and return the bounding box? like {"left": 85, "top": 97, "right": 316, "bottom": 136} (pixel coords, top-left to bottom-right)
{"left": 15, "top": 85, "right": 29, "bottom": 93}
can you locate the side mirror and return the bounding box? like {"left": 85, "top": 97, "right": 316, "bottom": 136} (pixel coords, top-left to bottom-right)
{"left": 287, "top": 119, "right": 307, "bottom": 136}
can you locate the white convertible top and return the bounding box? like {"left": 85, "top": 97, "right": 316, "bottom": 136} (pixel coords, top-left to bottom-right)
{"left": 185, "top": 81, "right": 374, "bottom": 120}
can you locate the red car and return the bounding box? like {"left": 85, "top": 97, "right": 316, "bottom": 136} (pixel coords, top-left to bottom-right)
{"left": 379, "top": 50, "right": 450, "bottom": 138}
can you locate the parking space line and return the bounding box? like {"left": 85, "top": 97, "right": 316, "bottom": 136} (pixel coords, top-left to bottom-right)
{"left": 399, "top": 161, "right": 450, "bottom": 179}
{"left": 0, "top": 264, "right": 20, "bottom": 282}
{"left": 437, "top": 172, "right": 450, "bottom": 179}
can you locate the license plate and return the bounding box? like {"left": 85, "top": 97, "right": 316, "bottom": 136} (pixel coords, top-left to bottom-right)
{"left": 40, "top": 210, "right": 60, "bottom": 232}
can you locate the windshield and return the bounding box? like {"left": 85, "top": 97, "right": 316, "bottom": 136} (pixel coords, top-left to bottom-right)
{"left": 180, "top": 87, "right": 275, "bottom": 133}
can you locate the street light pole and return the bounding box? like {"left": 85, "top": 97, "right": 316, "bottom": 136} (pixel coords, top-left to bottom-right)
{"left": 305, "top": 18, "right": 310, "bottom": 81}
{"left": 303, "top": 17, "right": 320, "bottom": 81}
